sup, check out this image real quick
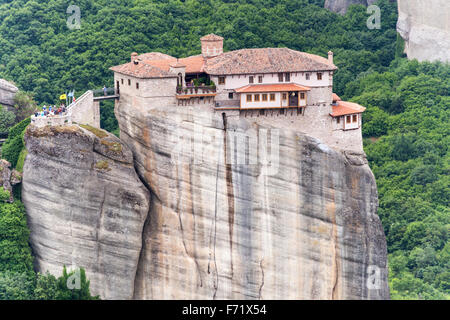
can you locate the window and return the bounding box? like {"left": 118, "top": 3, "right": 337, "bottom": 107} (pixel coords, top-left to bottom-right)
{"left": 300, "top": 92, "right": 305, "bottom": 99}
{"left": 337, "top": 117, "right": 340, "bottom": 124}
{"left": 285, "top": 73, "right": 290, "bottom": 82}
{"left": 136, "top": 82, "right": 139, "bottom": 89}
{"left": 249, "top": 76, "right": 254, "bottom": 84}
{"left": 262, "top": 94, "right": 268, "bottom": 101}
{"left": 346, "top": 116, "right": 351, "bottom": 123}
{"left": 128, "top": 79, "right": 131, "bottom": 86}
{"left": 246, "top": 94, "right": 252, "bottom": 102}
{"left": 259, "top": 110, "right": 265, "bottom": 116}
{"left": 353, "top": 115, "right": 358, "bottom": 123}
{"left": 228, "top": 92, "right": 234, "bottom": 99}
{"left": 218, "top": 76, "right": 226, "bottom": 85}
{"left": 278, "top": 73, "right": 284, "bottom": 82}
{"left": 270, "top": 94, "right": 276, "bottom": 101}
{"left": 282, "top": 93, "right": 287, "bottom": 100}
{"left": 305, "top": 73, "right": 310, "bottom": 80}
{"left": 254, "top": 94, "right": 260, "bottom": 102}
{"left": 317, "top": 73, "right": 322, "bottom": 80}
{"left": 121, "top": 79, "right": 124, "bottom": 84}
{"left": 258, "top": 76, "right": 263, "bottom": 83}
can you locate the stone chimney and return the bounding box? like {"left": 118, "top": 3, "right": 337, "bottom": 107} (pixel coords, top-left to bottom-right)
{"left": 169, "top": 60, "right": 187, "bottom": 88}
{"left": 131, "top": 52, "right": 139, "bottom": 63}
{"left": 328, "top": 51, "right": 334, "bottom": 64}
{"left": 201, "top": 34, "right": 224, "bottom": 58}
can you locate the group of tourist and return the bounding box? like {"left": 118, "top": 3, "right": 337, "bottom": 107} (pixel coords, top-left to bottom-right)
{"left": 34, "top": 104, "right": 67, "bottom": 118}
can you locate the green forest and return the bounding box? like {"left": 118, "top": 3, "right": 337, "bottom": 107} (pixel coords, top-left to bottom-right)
{"left": 0, "top": 0, "right": 448, "bottom": 299}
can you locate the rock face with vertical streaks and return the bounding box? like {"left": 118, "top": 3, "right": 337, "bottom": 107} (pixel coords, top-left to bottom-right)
{"left": 22, "top": 125, "right": 150, "bottom": 299}
{"left": 115, "top": 96, "right": 389, "bottom": 299}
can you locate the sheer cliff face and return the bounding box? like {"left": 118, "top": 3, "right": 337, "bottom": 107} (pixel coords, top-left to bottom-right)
{"left": 22, "top": 125, "right": 150, "bottom": 299}
{"left": 324, "top": 0, "right": 379, "bottom": 14}
{"left": 115, "top": 96, "right": 389, "bottom": 300}
{"left": 397, "top": 0, "right": 450, "bottom": 63}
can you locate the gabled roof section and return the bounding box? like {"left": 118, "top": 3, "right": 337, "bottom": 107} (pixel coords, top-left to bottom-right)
{"left": 235, "top": 83, "right": 311, "bottom": 93}
{"left": 109, "top": 61, "right": 176, "bottom": 79}
{"left": 332, "top": 93, "right": 341, "bottom": 102}
{"left": 136, "top": 52, "right": 175, "bottom": 61}
{"left": 330, "top": 101, "right": 366, "bottom": 117}
{"left": 205, "top": 48, "right": 337, "bottom": 75}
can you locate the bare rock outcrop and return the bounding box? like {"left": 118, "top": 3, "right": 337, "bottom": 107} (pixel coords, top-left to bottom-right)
{"left": 0, "top": 79, "right": 18, "bottom": 108}
{"left": 115, "top": 97, "right": 390, "bottom": 299}
{"left": 397, "top": 0, "right": 450, "bottom": 63}
{"left": 0, "top": 159, "right": 22, "bottom": 202}
{"left": 22, "top": 125, "right": 150, "bottom": 299}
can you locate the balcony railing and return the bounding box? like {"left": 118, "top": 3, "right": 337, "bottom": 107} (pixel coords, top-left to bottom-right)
{"left": 176, "top": 85, "right": 216, "bottom": 95}
{"left": 93, "top": 87, "right": 118, "bottom": 98}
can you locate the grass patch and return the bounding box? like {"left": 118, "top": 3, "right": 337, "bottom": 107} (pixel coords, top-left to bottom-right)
{"left": 15, "top": 148, "right": 27, "bottom": 173}
{"left": 100, "top": 139, "right": 122, "bottom": 153}
{"left": 80, "top": 124, "right": 108, "bottom": 138}
{"left": 94, "top": 160, "right": 110, "bottom": 171}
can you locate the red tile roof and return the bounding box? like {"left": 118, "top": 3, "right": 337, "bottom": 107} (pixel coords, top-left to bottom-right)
{"left": 235, "top": 83, "right": 311, "bottom": 93}
{"left": 330, "top": 101, "right": 366, "bottom": 117}
{"left": 111, "top": 44, "right": 337, "bottom": 78}
{"left": 109, "top": 60, "right": 176, "bottom": 79}
{"left": 205, "top": 48, "right": 337, "bottom": 75}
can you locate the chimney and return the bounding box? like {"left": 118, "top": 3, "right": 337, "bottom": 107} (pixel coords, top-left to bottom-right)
{"left": 200, "top": 34, "right": 224, "bottom": 58}
{"left": 131, "top": 52, "right": 138, "bottom": 63}
{"left": 328, "top": 51, "right": 334, "bottom": 64}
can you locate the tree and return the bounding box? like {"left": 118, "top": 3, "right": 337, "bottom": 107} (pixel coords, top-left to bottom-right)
{"left": 13, "top": 91, "right": 36, "bottom": 122}
{"left": 0, "top": 106, "right": 16, "bottom": 133}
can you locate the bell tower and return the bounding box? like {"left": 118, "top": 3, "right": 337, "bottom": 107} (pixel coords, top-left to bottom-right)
{"left": 201, "top": 34, "right": 224, "bottom": 58}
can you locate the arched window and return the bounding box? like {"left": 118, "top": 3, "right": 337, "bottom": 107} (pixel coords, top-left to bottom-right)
{"left": 178, "top": 73, "right": 183, "bottom": 87}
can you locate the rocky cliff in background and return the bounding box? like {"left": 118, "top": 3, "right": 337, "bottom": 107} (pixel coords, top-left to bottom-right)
{"left": 114, "top": 97, "right": 389, "bottom": 299}
{"left": 397, "top": 0, "right": 450, "bottom": 63}
{"left": 324, "top": 0, "right": 379, "bottom": 14}
{"left": 22, "top": 125, "right": 150, "bottom": 299}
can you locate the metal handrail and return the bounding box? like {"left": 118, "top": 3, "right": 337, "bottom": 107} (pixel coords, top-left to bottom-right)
{"left": 93, "top": 87, "right": 117, "bottom": 97}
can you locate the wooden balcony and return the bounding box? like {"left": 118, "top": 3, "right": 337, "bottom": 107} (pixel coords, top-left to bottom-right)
{"left": 176, "top": 85, "right": 216, "bottom": 99}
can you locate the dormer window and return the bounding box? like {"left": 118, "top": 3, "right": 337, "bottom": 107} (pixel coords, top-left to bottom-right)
{"left": 285, "top": 73, "right": 290, "bottom": 82}
{"left": 278, "top": 73, "right": 284, "bottom": 82}
{"left": 249, "top": 76, "right": 254, "bottom": 84}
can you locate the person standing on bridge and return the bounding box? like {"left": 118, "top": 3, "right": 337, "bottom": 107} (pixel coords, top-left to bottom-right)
{"left": 103, "top": 86, "right": 107, "bottom": 96}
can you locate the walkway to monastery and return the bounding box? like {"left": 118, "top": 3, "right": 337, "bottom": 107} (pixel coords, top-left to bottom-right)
{"left": 31, "top": 88, "right": 118, "bottom": 128}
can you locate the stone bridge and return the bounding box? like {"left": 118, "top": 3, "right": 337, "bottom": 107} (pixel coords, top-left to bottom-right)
{"left": 31, "top": 89, "right": 118, "bottom": 128}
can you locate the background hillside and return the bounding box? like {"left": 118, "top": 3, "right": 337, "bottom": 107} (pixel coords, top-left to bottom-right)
{"left": 0, "top": 0, "right": 448, "bottom": 299}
